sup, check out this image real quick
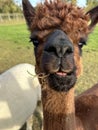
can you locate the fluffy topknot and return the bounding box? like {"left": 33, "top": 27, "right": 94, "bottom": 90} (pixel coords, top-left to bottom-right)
{"left": 30, "top": 0, "right": 90, "bottom": 41}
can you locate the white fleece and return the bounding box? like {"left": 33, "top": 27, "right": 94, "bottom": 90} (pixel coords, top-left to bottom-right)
{"left": 0, "top": 63, "right": 41, "bottom": 130}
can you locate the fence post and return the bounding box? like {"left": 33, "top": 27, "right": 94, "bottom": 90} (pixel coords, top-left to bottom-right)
{"left": 0, "top": 14, "right": 3, "bottom": 22}
{"left": 7, "top": 13, "right": 11, "bottom": 21}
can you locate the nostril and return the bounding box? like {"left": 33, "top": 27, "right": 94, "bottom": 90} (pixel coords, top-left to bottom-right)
{"left": 45, "top": 46, "right": 57, "bottom": 54}
{"left": 60, "top": 46, "right": 73, "bottom": 57}
{"left": 44, "top": 45, "right": 73, "bottom": 57}
{"left": 65, "top": 46, "right": 73, "bottom": 54}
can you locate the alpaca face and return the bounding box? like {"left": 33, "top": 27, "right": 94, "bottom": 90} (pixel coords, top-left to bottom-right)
{"left": 23, "top": 0, "right": 98, "bottom": 92}
{"left": 40, "top": 29, "right": 77, "bottom": 91}
{"left": 31, "top": 28, "right": 84, "bottom": 91}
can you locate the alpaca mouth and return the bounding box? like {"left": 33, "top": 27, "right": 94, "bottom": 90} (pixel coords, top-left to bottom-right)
{"left": 56, "top": 72, "right": 67, "bottom": 77}
{"left": 54, "top": 69, "right": 75, "bottom": 78}
{"left": 48, "top": 70, "right": 77, "bottom": 92}
{"left": 56, "top": 69, "right": 73, "bottom": 77}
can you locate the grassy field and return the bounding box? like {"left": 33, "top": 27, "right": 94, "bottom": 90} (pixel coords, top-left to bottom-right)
{"left": 0, "top": 23, "right": 98, "bottom": 95}
{"left": 0, "top": 23, "right": 35, "bottom": 73}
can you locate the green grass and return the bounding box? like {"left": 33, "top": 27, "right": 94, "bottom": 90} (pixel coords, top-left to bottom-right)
{"left": 0, "top": 23, "right": 35, "bottom": 73}
{"left": 0, "top": 24, "right": 29, "bottom": 45}
{"left": 76, "top": 51, "right": 98, "bottom": 94}
{"left": 0, "top": 23, "right": 98, "bottom": 94}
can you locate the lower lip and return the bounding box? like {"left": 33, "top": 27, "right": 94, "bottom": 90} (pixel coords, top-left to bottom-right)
{"left": 56, "top": 72, "right": 67, "bottom": 77}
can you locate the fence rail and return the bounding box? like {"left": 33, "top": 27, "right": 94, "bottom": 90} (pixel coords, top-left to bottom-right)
{"left": 0, "top": 13, "right": 24, "bottom": 22}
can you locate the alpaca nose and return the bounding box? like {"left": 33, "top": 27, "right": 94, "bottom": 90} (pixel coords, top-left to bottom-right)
{"left": 45, "top": 41, "right": 73, "bottom": 57}
{"left": 55, "top": 45, "right": 73, "bottom": 57}
{"left": 47, "top": 44, "right": 73, "bottom": 58}
{"left": 44, "top": 30, "right": 74, "bottom": 57}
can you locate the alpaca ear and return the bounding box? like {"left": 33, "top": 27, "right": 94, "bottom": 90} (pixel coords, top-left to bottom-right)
{"left": 22, "top": 0, "right": 35, "bottom": 27}
{"left": 86, "top": 6, "right": 98, "bottom": 30}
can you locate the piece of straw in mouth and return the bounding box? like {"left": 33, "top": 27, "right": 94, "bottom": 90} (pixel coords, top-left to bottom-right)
{"left": 27, "top": 70, "right": 50, "bottom": 79}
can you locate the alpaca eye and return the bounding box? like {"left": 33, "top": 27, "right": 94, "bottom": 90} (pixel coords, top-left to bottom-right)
{"left": 78, "top": 42, "right": 86, "bottom": 48}
{"left": 78, "top": 38, "right": 87, "bottom": 49}
{"left": 30, "top": 37, "right": 39, "bottom": 47}
{"left": 78, "top": 38, "right": 87, "bottom": 56}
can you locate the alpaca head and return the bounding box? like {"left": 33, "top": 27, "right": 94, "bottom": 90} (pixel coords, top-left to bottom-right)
{"left": 23, "top": 0, "right": 98, "bottom": 92}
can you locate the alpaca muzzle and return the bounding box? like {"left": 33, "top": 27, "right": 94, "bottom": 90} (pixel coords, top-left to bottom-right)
{"left": 41, "top": 30, "right": 77, "bottom": 92}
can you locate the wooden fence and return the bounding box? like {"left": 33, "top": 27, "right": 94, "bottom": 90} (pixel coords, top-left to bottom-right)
{"left": 0, "top": 13, "right": 24, "bottom": 22}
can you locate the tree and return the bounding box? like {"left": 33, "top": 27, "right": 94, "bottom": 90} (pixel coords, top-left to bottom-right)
{"left": 0, "top": 0, "right": 22, "bottom": 13}
{"left": 86, "top": 0, "right": 98, "bottom": 11}
{"left": 62, "top": 0, "right": 77, "bottom": 5}
{"left": 72, "top": 0, "right": 77, "bottom": 5}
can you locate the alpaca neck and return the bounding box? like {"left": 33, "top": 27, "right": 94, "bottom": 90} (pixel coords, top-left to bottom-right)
{"left": 41, "top": 86, "right": 76, "bottom": 130}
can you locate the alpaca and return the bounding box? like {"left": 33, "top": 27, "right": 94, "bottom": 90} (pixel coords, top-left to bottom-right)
{"left": 0, "top": 63, "right": 42, "bottom": 130}
{"left": 22, "top": 0, "right": 98, "bottom": 130}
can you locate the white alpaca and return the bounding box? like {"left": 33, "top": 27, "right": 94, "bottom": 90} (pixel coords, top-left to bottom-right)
{"left": 0, "top": 63, "right": 42, "bottom": 130}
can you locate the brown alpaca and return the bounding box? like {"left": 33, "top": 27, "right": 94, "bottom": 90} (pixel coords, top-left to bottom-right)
{"left": 22, "top": 0, "right": 98, "bottom": 130}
